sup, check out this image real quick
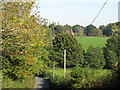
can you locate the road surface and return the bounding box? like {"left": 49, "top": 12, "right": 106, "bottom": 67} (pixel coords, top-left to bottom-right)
{"left": 35, "top": 77, "right": 49, "bottom": 90}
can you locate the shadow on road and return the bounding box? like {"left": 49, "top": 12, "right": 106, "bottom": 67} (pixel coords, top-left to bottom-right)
{"left": 35, "top": 77, "right": 49, "bottom": 90}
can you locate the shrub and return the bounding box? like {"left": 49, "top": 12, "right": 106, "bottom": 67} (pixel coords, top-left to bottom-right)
{"left": 71, "top": 67, "right": 112, "bottom": 88}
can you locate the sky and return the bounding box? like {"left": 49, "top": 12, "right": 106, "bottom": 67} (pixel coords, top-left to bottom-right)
{"left": 33, "top": 0, "right": 120, "bottom": 27}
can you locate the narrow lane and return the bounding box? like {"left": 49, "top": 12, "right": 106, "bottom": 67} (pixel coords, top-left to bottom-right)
{"left": 35, "top": 77, "right": 49, "bottom": 90}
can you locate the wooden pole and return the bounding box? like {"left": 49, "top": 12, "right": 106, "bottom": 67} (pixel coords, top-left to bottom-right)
{"left": 64, "top": 49, "right": 66, "bottom": 78}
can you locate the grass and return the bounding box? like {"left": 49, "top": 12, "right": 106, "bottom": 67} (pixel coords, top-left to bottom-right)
{"left": 46, "top": 67, "right": 111, "bottom": 78}
{"left": 75, "top": 36, "right": 109, "bottom": 51}
{"left": 46, "top": 67, "right": 72, "bottom": 76}
{"left": 2, "top": 77, "right": 35, "bottom": 88}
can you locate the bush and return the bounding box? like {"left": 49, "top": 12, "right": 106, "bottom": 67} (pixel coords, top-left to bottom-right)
{"left": 49, "top": 75, "right": 73, "bottom": 88}
{"left": 42, "top": 68, "right": 73, "bottom": 88}
{"left": 71, "top": 67, "right": 112, "bottom": 88}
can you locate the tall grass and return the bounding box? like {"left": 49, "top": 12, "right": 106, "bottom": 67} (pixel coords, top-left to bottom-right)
{"left": 46, "top": 67, "right": 72, "bottom": 76}
{"left": 2, "top": 77, "right": 35, "bottom": 88}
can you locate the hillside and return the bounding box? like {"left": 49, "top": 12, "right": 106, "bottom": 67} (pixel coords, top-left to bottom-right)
{"left": 75, "top": 37, "right": 109, "bottom": 51}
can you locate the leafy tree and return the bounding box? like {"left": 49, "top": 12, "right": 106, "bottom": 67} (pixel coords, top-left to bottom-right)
{"left": 102, "top": 24, "right": 113, "bottom": 37}
{"left": 104, "top": 33, "right": 119, "bottom": 69}
{"left": 64, "top": 24, "right": 72, "bottom": 31}
{"left": 49, "top": 23, "right": 56, "bottom": 31}
{"left": 72, "top": 25, "right": 84, "bottom": 36}
{"left": 85, "top": 46, "right": 105, "bottom": 69}
{"left": 54, "top": 25, "right": 64, "bottom": 35}
{"left": 49, "top": 33, "right": 84, "bottom": 67}
{"left": 2, "top": 2, "right": 48, "bottom": 80}
{"left": 100, "top": 22, "right": 119, "bottom": 37}
{"left": 84, "top": 24, "right": 102, "bottom": 36}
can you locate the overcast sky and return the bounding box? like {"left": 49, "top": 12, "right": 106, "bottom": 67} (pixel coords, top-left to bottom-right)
{"left": 34, "top": 0, "right": 119, "bottom": 27}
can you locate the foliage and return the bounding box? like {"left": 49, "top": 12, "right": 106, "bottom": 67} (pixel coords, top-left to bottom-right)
{"left": 2, "top": 77, "right": 35, "bottom": 88}
{"left": 75, "top": 37, "right": 108, "bottom": 51}
{"left": 99, "top": 22, "right": 119, "bottom": 36}
{"left": 84, "top": 46, "right": 106, "bottom": 69}
{"left": 72, "top": 25, "right": 84, "bottom": 36}
{"left": 63, "top": 24, "right": 72, "bottom": 31}
{"left": 71, "top": 67, "right": 112, "bottom": 88}
{"left": 42, "top": 68, "right": 73, "bottom": 88}
{"left": 84, "top": 24, "right": 103, "bottom": 36}
{"left": 49, "top": 75, "right": 73, "bottom": 88}
{"left": 49, "top": 33, "right": 84, "bottom": 67}
{"left": 2, "top": 2, "right": 49, "bottom": 80}
{"left": 104, "top": 33, "right": 119, "bottom": 69}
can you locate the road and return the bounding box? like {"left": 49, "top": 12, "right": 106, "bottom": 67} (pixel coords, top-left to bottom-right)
{"left": 35, "top": 77, "right": 49, "bottom": 90}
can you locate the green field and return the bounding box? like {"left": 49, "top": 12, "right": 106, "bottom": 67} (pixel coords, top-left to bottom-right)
{"left": 75, "top": 37, "right": 109, "bottom": 51}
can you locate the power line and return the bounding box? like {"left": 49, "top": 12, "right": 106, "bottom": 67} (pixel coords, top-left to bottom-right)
{"left": 91, "top": 0, "right": 109, "bottom": 25}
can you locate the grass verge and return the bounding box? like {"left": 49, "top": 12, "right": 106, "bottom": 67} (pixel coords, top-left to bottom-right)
{"left": 2, "top": 77, "right": 35, "bottom": 88}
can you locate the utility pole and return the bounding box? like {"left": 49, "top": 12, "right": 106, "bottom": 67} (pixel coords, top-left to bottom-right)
{"left": 64, "top": 49, "right": 66, "bottom": 78}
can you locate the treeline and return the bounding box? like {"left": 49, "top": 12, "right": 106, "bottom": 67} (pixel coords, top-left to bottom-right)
{"left": 47, "top": 22, "right": 119, "bottom": 37}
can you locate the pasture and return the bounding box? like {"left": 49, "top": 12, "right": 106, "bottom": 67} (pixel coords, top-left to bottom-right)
{"left": 75, "top": 37, "right": 109, "bottom": 51}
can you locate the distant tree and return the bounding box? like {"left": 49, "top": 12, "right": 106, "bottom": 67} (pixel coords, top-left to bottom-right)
{"left": 72, "top": 25, "right": 84, "bottom": 36}
{"left": 54, "top": 25, "right": 64, "bottom": 35}
{"left": 100, "top": 23, "right": 119, "bottom": 37}
{"left": 99, "top": 25, "right": 105, "bottom": 30}
{"left": 85, "top": 46, "right": 105, "bottom": 69}
{"left": 102, "top": 24, "right": 113, "bottom": 36}
{"left": 84, "top": 24, "right": 102, "bottom": 36}
{"left": 64, "top": 24, "right": 71, "bottom": 31}
{"left": 104, "top": 33, "right": 120, "bottom": 69}
{"left": 49, "top": 33, "right": 84, "bottom": 67}
{"left": 49, "top": 23, "right": 56, "bottom": 30}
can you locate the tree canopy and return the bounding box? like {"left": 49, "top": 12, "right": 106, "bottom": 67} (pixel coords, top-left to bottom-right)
{"left": 104, "top": 33, "right": 120, "bottom": 69}
{"left": 49, "top": 33, "right": 84, "bottom": 67}
{"left": 2, "top": 2, "right": 49, "bottom": 80}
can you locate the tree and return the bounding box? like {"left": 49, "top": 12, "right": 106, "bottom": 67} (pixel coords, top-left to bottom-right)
{"left": 99, "top": 22, "right": 119, "bottom": 37}
{"left": 64, "top": 24, "right": 72, "bottom": 31}
{"left": 104, "top": 33, "right": 120, "bottom": 69}
{"left": 72, "top": 25, "right": 84, "bottom": 36}
{"left": 2, "top": 2, "right": 48, "bottom": 80}
{"left": 85, "top": 46, "right": 105, "bottom": 69}
{"left": 49, "top": 33, "right": 84, "bottom": 67}
{"left": 54, "top": 25, "right": 65, "bottom": 35}
{"left": 84, "top": 24, "right": 102, "bottom": 36}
